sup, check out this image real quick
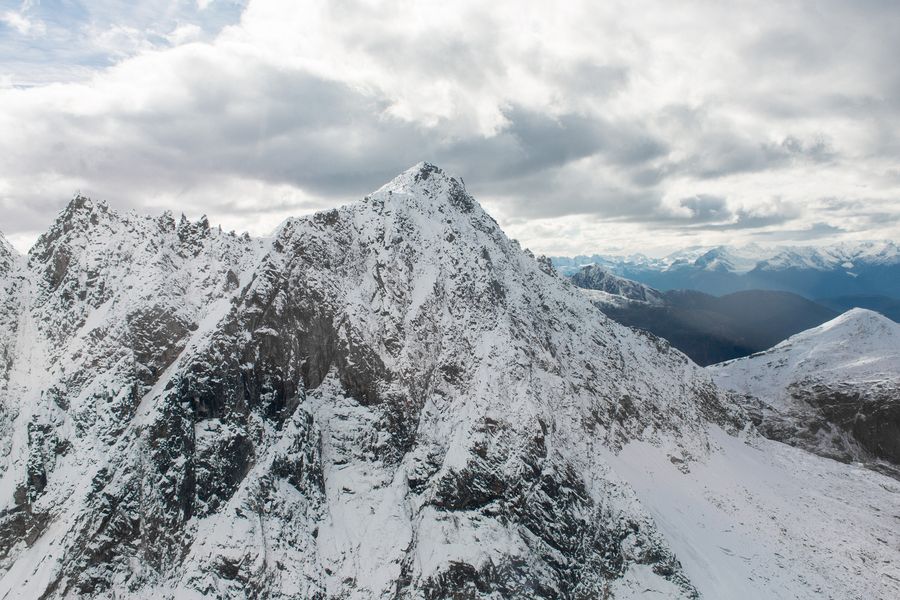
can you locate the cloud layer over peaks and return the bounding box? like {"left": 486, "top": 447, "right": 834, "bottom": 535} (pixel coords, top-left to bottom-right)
{"left": 1, "top": 0, "right": 899, "bottom": 255}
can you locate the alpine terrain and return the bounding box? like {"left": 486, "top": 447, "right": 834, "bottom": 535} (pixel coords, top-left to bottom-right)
{"left": 710, "top": 308, "right": 900, "bottom": 477}
{"left": 569, "top": 265, "right": 665, "bottom": 307}
{"left": 570, "top": 265, "right": 839, "bottom": 365}
{"left": 0, "top": 164, "right": 898, "bottom": 599}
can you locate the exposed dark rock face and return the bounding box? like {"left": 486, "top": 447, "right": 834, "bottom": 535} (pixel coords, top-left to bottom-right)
{"left": 746, "top": 381, "right": 900, "bottom": 477}
{"left": 795, "top": 381, "right": 900, "bottom": 465}
{"left": 0, "top": 233, "right": 22, "bottom": 388}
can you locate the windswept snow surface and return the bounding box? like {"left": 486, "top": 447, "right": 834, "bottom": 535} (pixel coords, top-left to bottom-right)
{"left": 607, "top": 427, "right": 900, "bottom": 600}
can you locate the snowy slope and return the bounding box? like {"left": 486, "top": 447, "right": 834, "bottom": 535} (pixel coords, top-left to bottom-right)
{"left": 710, "top": 309, "right": 900, "bottom": 470}
{"left": 608, "top": 427, "right": 900, "bottom": 600}
{"left": 0, "top": 166, "right": 898, "bottom": 599}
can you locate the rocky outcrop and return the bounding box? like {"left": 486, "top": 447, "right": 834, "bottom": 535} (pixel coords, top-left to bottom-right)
{"left": 0, "top": 234, "right": 22, "bottom": 386}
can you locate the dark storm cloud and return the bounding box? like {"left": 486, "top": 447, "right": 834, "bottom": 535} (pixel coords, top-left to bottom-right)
{"left": 440, "top": 106, "right": 668, "bottom": 183}
{"left": 555, "top": 61, "right": 630, "bottom": 99}
{"left": 745, "top": 29, "right": 830, "bottom": 71}
{"left": 755, "top": 222, "right": 846, "bottom": 241}
{"left": 668, "top": 132, "right": 836, "bottom": 180}
{"left": 1, "top": 4, "right": 672, "bottom": 241}
{"left": 1, "top": 47, "right": 674, "bottom": 232}
{"left": 0, "top": 195, "right": 73, "bottom": 234}
{"left": 452, "top": 159, "right": 665, "bottom": 221}
{"left": 678, "top": 195, "right": 730, "bottom": 223}
{"left": 700, "top": 208, "right": 797, "bottom": 231}
{"left": 817, "top": 197, "right": 900, "bottom": 225}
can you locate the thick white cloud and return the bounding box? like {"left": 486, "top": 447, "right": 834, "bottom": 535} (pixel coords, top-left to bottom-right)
{"left": 1, "top": 0, "right": 899, "bottom": 255}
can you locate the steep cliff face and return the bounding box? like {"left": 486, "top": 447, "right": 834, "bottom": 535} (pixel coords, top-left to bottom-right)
{"left": 0, "top": 166, "right": 898, "bottom": 599}
{"left": 0, "top": 198, "right": 266, "bottom": 592}
{"left": 0, "top": 234, "right": 15, "bottom": 275}
{"left": 710, "top": 308, "right": 900, "bottom": 474}
{"left": 0, "top": 234, "right": 23, "bottom": 422}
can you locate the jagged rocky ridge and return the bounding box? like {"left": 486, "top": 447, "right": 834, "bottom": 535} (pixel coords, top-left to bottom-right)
{"left": 570, "top": 265, "right": 664, "bottom": 307}
{"left": 710, "top": 308, "right": 900, "bottom": 477}
{"left": 0, "top": 165, "right": 898, "bottom": 599}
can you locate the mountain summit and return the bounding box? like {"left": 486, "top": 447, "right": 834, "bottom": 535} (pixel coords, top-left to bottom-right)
{"left": 0, "top": 167, "right": 898, "bottom": 599}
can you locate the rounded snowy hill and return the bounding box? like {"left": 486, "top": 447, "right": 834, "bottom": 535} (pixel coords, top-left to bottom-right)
{"left": 711, "top": 308, "right": 900, "bottom": 402}
{"left": 710, "top": 308, "right": 900, "bottom": 470}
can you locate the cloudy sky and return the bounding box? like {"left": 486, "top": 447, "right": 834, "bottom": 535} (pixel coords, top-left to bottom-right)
{"left": 1, "top": 0, "right": 899, "bottom": 256}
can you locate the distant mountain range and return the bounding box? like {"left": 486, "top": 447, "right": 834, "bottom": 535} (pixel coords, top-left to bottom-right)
{"left": 571, "top": 264, "right": 840, "bottom": 366}
{"left": 553, "top": 242, "right": 900, "bottom": 299}
{"left": 571, "top": 260, "right": 900, "bottom": 477}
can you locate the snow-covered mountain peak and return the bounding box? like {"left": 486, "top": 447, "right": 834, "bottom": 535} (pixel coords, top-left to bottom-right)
{"left": 0, "top": 166, "right": 751, "bottom": 598}
{"left": 689, "top": 244, "right": 774, "bottom": 273}
{"left": 808, "top": 306, "right": 897, "bottom": 338}
{"left": 371, "top": 161, "right": 477, "bottom": 215}
{"left": 29, "top": 194, "right": 126, "bottom": 270}
{"left": 52, "top": 194, "right": 112, "bottom": 232}
{"left": 63, "top": 193, "right": 106, "bottom": 215}
{"left": 713, "top": 308, "right": 900, "bottom": 384}
{"left": 759, "top": 307, "right": 900, "bottom": 362}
